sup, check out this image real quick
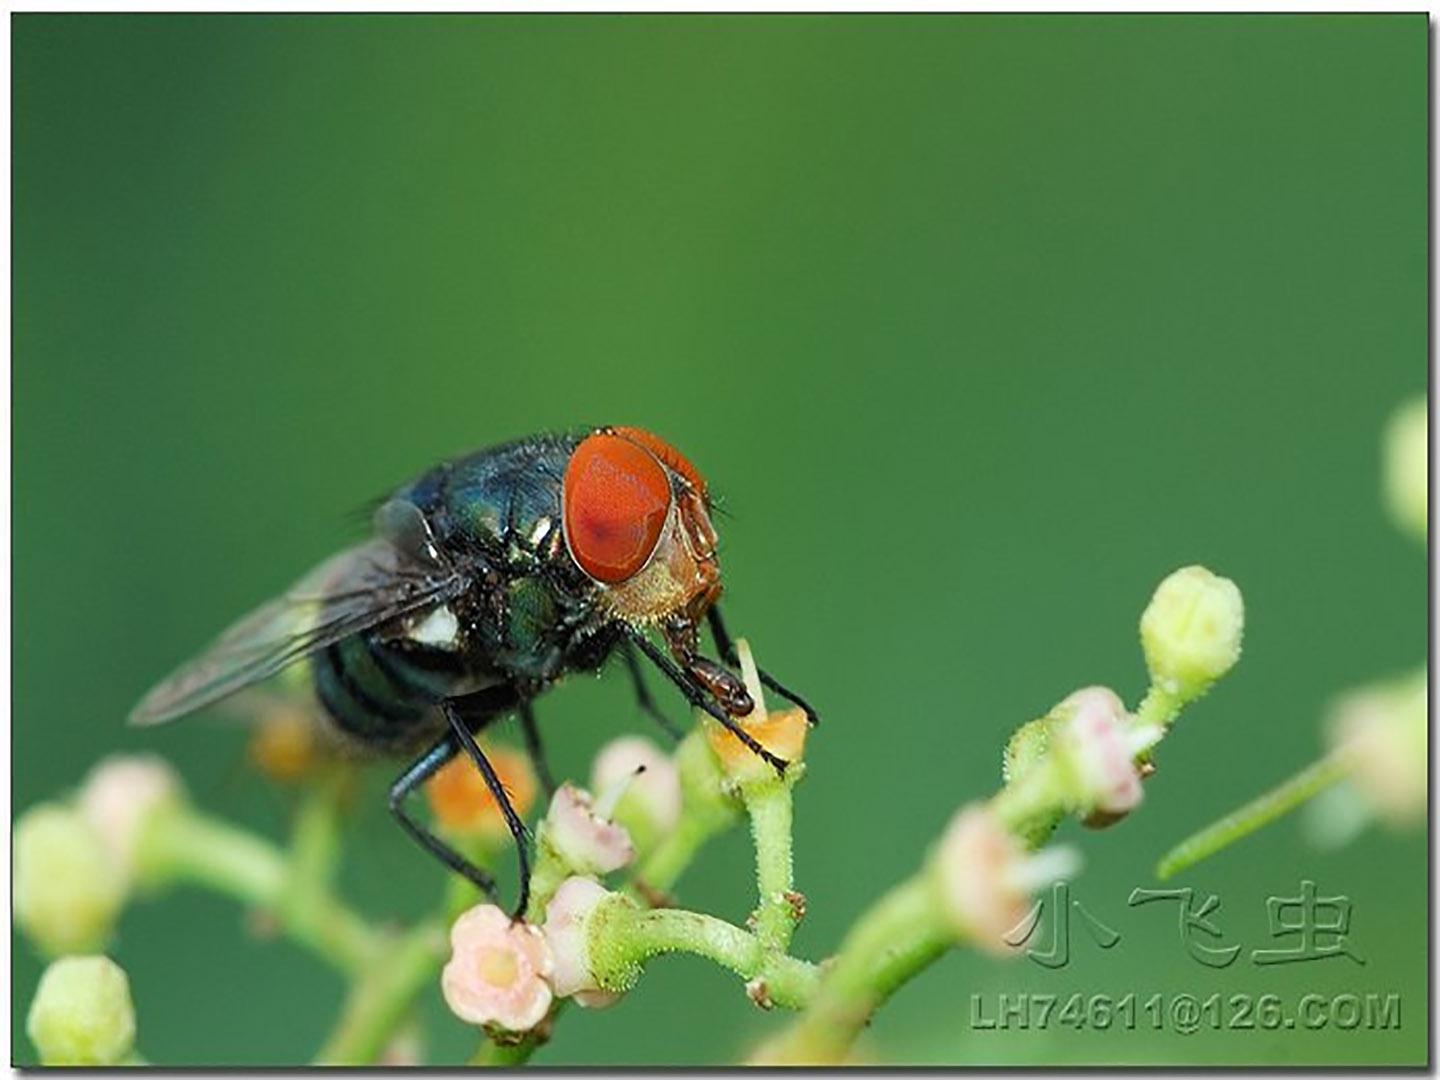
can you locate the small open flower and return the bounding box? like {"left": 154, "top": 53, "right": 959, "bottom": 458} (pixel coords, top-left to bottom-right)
{"left": 543, "top": 783, "right": 635, "bottom": 876}
{"left": 77, "top": 755, "right": 183, "bottom": 884}
{"left": 1139, "top": 565, "right": 1244, "bottom": 705}
{"left": 703, "top": 638, "right": 807, "bottom": 784}
{"left": 1382, "top": 396, "right": 1426, "bottom": 543}
{"left": 1053, "top": 687, "right": 1153, "bottom": 821}
{"left": 26, "top": 955, "right": 137, "bottom": 1066}
{"left": 543, "top": 876, "right": 625, "bottom": 1009}
{"left": 932, "top": 804, "right": 1078, "bottom": 954}
{"left": 1329, "top": 671, "right": 1426, "bottom": 827}
{"left": 15, "top": 805, "right": 125, "bottom": 957}
{"left": 441, "top": 905, "right": 554, "bottom": 1033}
{"left": 247, "top": 702, "right": 323, "bottom": 784}
{"left": 592, "top": 736, "right": 682, "bottom": 852}
{"left": 427, "top": 742, "right": 538, "bottom": 840}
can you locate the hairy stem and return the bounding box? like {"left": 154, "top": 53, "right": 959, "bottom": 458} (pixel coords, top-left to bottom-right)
{"left": 141, "top": 806, "right": 381, "bottom": 974}
{"left": 314, "top": 921, "right": 447, "bottom": 1065}
{"left": 1157, "top": 750, "right": 1353, "bottom": 879}
{"left": 743, "top": 775, "right": 800, "bottom": 954}
{"left": 594, "top": 903, "right": 821, "bottom": 1009}
{"left": 755, "top": 874, "right": 949, "bottom": 1063}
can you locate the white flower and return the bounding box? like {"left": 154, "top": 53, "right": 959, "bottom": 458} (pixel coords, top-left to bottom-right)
{"left": 441, "top": 905, "right": 554, "bottom": 1033}
{"left": 15, "top": 805, "right": 125, "bottom": 957}
{"left": 77, "top": 755, "right": 183, "bottom": 884}
{"left": 1054, "top": 687, "right": 1152, "bottom": 818}
{"left": 543, "top": 783, "right": 635, "bottom": 876}
{"left": 932, "top": 804, "right": 1079, "bottom": 954}
{"left": 1329, "top": 671, "right": 1427, "bottom": 826}
{"left": 591, "top": 736, "right": 682, "bottom": 848}
{"left": 1382, "top": 396, "right": 1426, "bottom": 543}
{"left": 542, "top": 876, "right": 624, "bottom": 1009}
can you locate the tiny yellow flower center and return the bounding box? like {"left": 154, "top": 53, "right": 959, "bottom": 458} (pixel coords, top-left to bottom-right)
{"left": 475, "top": 945, "right": 519, "bottom": 989}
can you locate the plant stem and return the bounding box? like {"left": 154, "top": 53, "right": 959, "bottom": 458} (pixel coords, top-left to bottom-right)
{"left": 141, "top": 806, "right": 382, "bottom": 975}
{"left": 596, "top": 904, "right": 821, "bottom": 1009}
{"left": 755, "top": 874, "right": 949, "bottom": 1064}
{"left": 314, "top": 920, "right": 447, "bottom": 1065}
{"left": 1156, "top": 750, "right": 1353, "bottom": 880}
{"left": 742, "top": 775, "right": 799, "bottom": 954}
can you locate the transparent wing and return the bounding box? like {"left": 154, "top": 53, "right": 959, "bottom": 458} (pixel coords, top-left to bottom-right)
{"left": 128, "top": 533, "right": 469, "bottom": 727}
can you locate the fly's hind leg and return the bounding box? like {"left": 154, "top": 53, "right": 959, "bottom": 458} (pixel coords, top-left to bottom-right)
{"left": 443, "top": 697, "right": 533, "bottom": 919}
{"left": 388, "top": 734, "right": 499, "bottom": 901}
{"left": 706, "top": 604, "right": 820, "bottom": 727}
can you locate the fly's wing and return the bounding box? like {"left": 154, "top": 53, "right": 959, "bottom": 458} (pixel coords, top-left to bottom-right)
{"left": 128, "top": 532, "right": 469, "bottom": 727}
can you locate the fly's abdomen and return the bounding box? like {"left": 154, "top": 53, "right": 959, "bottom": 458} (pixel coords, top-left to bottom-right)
{"left": 311, "top": 609, "right": 486, "bottom": 750}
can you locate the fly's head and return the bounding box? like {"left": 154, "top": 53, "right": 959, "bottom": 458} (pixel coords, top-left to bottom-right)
{"left": 561, "top": 425, "right": 752, "bottom": 716}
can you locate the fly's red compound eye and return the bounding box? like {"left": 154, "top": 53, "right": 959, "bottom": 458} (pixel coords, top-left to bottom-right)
{"left": 611, "top": 426, "right": 708, "bottom": 497}
{"left": 563, "top": 433, "right": 673, "bottom": 584}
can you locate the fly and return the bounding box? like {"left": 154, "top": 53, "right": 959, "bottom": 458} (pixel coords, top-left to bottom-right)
{"left": 130, "top": 426, "right": 818, "bottom": 915}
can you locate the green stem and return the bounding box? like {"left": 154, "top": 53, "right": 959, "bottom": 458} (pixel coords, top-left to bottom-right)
{"left": 140, "top": 806, "right": 382, "bottom": 974}
{"left": 1157, "top": 750, "right": 1353, "bottom": 880}
{"left": 314, "top": 921, "right": 447, "bottom": 1065}
{"left": 989, "top": 757, "right": 1063, "bottom": 837}
{"left": 757, "top": 874, "right": 949, "bottom": 1063}
{"left": 595, "top": 903, "right": 821, "bottom": 1009}
{"left": 1134, "top": 683, "right": 1183, "bottom": 731}
{"left": 742, "top": 775, "right": 799, "bottom": 954}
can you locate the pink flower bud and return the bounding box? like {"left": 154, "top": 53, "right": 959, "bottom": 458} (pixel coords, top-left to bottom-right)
{"left": 591, "top": 737, "right": 682, "bottom": 840}
{"left": 544, "top": 783, "right": 635, "bottom": 876}
{"left": 77, "top": 755, "right": 183, "bottom": 882}
{"left": 441, "top": 905, "right": 554, "bottom": 1033}
{"left": 933, "top": 805, "right": 1077, "bottom": 954}
{"left": 1055, "top": 687, "right": 1147, "bottom": 817}
{"left": 542, "top": 876, "right": 623, "bottom": 1009}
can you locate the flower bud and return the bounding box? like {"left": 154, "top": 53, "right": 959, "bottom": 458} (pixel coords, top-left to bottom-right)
{"left": 1382, "top": 396, "right": 1426, "bottom": 543}
{"left": 591, "top": 736, "right": 682, "bottom": 853}
{"left": 77, "top": 755, "right": 184, "bottom": 885}
{"left": 26, "top": 956, "right": 136, "bottom": 1065}
{"left": 1139, "top": 565, "right": 1244, "bottom": 704}
{"left": 427, "top": 741, "right": 538, "bottom": 841}
{"left": 15, "top": 805, "right": 125, "bottom": 956}
{"left": 542, "top": 876, "right": 626, "bottom": 1008}
{"left": 441, "top": 904, "right": 554, "bottom": 1033}
{"left": 1052, "top": 687, "right": 1151, "bottom": 822}
{"left": 1329, "top": 670, "right": 1427, "bottom": 827}
{"left": 542, "top": 783, "right": 635, "bottom": 876}
{"left": 932, "top": 804, "right": 1079, "bottom": 954}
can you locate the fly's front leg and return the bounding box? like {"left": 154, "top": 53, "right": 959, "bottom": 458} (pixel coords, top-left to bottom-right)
{"left": 628, "top": 630, "right": 788, "bottom": 775}
{"left": 706, "top": 604, "right": 821, "bottom": 727}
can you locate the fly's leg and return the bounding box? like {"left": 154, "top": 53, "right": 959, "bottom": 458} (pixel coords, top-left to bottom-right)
{"left": 621, "top": 640, "right": 683, "bottom": 743}
{"left": 707, "top": 605, "right": 821, "bottom": 727}
{"left": 444, "top": 698, "right": 533, "bottom": 919}
{"left": 627, "top": 630, "right": 788, "bottom": 775}
{"left": 517, "top": 701, "right": 556, "bottom": 798}
{"left": 388, "top": 735, "right": 499, "bottom": 901}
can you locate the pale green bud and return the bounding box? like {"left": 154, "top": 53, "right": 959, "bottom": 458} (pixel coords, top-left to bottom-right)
{"left": 26, "top": 955, "right": 136, "bottom": 1065}
{"left": 14, "top": 804, "right": 125, "bottom": 957}
{"left": 1383, "top": 397, "right": 1427, "bottom": 543}
{"left": 1139, "top": 565, "right": 1244, "bottom": 704}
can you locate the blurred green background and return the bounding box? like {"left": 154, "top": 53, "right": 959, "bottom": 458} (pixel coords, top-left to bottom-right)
{"left": 14, "top": 14, "right": 1426, "bottom": 1066}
